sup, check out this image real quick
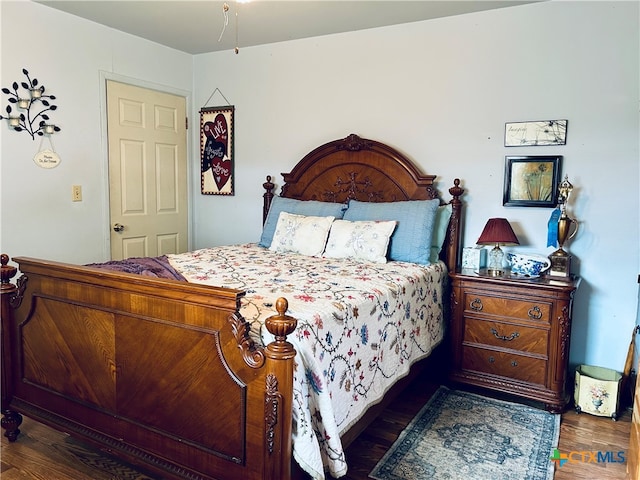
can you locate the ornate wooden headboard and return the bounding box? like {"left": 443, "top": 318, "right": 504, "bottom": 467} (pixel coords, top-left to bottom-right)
{"left": 262, "top": 133, "right": 464, "bottom": 272}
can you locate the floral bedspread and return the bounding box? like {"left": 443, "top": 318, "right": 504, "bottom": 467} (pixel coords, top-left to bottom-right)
{"left": 167, "top": 244, "right": 447, "bottom": 480}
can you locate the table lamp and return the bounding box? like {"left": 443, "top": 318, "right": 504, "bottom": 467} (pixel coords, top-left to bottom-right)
{"left": 476, "top": 218, "right": 520, "bottom": 276}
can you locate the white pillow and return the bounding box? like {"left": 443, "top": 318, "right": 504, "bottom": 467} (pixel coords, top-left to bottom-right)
{"left": 269, "top": 212, "right": 335, "bottom": 256}
{"left": 323, "top": 220, "right": 397, "bottom": 264}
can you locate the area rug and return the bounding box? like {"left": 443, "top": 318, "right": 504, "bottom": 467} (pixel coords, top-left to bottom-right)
{"left": 369, "top": 386, "right": 560, "bottom": 480}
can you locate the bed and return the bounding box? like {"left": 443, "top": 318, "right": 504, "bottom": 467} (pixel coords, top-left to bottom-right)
{"left": 0, "top": 133, "right": 464, "bottom": 480}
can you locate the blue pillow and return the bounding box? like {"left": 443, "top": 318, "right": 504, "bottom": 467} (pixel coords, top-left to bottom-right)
{"left": 343, "top": 199, "right": 440, "bottom": 265}
{"left": 259, "top": 196, "right": 347, "bottom": 248}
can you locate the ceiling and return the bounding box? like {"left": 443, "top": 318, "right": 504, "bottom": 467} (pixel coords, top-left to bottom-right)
{"left": 35, "top": 1, "right": 541, "bottom": 55}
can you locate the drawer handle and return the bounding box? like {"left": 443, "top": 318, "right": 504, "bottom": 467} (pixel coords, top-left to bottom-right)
{"left": 488, "top": 356, "right": 495, "bottom": 363}
{"left": 470, "top": 298, "right": 483, "bottom": 311}
{"left": 490, "top": 328, "right": 520, "bottom": 342}
{"left": 511, "top": 360, "right": 519, "bottom": 367}
{"left": 528, "top": 306, "right": 543, "bottom": 319}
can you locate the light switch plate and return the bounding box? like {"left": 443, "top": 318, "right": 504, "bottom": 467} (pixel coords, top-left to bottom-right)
{"left": 72, "top": 185, "right": 82, "bottom": 202}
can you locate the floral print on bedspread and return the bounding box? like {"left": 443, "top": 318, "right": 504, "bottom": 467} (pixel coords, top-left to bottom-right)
{"left": 167, "top": 244, "right": 446, "bottom": 480}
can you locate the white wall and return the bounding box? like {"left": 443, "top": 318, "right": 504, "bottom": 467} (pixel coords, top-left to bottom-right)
{"left": 0, "top": 0, "right": 193, "bottom": 264}
{"left": 191, "top": 1, "right": 639, "bottom": 372}
{"left": 1, "top": 1, "right": 638, "bottom": 372}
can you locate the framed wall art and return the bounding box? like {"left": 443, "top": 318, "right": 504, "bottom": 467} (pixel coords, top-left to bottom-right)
{"left": 503, "top": 155, "right": 562, "bottom": 207}
{"left": 200, "top": 105, "right": 234, "bottom": 195}
{"left": 504, "top": 120, "right": 568, "bottom": 147}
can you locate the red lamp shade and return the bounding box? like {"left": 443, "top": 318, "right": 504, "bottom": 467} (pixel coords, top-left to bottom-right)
{"left": 476, "top": 218, "right": 520, "bottom": 246}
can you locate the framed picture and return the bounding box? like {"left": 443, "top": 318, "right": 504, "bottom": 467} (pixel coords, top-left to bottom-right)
{"left": 200, "top": 105, "right": 234, "bottom": 195}
{"left": 503, "top": 155, "right": 562, "bottom": 207}
{"left": 504, "top": 120, "right": 568, "bottom": 147}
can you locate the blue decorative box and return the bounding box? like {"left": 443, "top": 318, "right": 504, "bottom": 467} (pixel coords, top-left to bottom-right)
{"left": 461, "top": 246, "right": 487, "bottom": 272}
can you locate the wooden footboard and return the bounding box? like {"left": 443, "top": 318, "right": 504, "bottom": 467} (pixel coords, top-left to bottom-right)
{"left": 0, "top": 254, "right": 297, "bottom": 480}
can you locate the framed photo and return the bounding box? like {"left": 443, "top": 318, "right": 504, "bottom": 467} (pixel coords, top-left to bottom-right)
{"left": 504, "top": 120, "right": 568, "bottom": 147}
{"left": 200, "top": 106, "right": 234, "bottom": 195}
{"left": 503, "top": 155, "right": 562, "bottom": 207}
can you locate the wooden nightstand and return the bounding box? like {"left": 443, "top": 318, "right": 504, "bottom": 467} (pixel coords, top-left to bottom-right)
{"left": 449, "top": 269, "right": 580, "bottom": 413}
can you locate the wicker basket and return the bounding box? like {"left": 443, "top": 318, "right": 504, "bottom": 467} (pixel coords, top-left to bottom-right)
{"left": 574, "top": 365, "right": 622, "bottom": 420}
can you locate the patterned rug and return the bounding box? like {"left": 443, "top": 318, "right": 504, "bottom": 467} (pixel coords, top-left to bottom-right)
{"left": 369, "top": 386, "right": 560, "bottom": 480}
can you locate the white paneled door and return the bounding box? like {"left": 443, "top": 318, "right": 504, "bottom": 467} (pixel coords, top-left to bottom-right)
{"left": 107, "top": 80, "right": 188, "bottom": 260}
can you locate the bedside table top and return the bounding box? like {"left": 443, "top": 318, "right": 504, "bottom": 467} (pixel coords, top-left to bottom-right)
{"left": 451, "top": 268, "right": 580, "bottom": 290}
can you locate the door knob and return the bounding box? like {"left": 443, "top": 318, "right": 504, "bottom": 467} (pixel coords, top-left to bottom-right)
{"left": 113, "top": 223, "right": 125, "bottom": 232}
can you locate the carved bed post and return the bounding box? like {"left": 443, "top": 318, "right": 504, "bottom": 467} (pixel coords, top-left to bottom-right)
{"left": 263, "top": 297, "right": 297, "bottom": 480}
{"left": 263, "top": 175, "right": 275, "bottom": 225}
{"left": 0, "top": 254, "right": 22, "bottom": 441}
{"left": 445, "top": 179, "right": 464, "bottom": 273}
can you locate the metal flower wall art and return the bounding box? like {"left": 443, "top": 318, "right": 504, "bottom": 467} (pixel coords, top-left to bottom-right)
{"left": 0, "top": 68, "right": 61, "bottom": 139}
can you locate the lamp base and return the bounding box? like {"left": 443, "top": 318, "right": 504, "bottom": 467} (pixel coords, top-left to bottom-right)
{"left": 486, "top": 268, "right": 505, "bottom": 277}
{"left": 486, "top": 245, "right": 505, "bottom": 276}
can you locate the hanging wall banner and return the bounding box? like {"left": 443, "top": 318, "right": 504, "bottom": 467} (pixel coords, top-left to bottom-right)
{"left": 200, "top": 105, "right": 234, "bottom": 195}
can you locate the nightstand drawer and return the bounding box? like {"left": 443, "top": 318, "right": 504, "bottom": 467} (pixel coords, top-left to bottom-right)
{"left": 462, "top": 346, "right": 546, "bottom": 385}
{"left": 462, "top": 292, "right": 551, "bottom": 323}
{"left": 463, "top": 317, "right": 548, "bottom": 355}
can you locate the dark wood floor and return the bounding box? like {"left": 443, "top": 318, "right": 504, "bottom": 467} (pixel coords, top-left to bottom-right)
{"left": 1, "top": 371, "right": 631, "bottom": 480}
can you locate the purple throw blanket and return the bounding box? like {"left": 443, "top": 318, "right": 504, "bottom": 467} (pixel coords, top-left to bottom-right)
{"left": 86, "top": 255, "right": 187, "bottom": 281}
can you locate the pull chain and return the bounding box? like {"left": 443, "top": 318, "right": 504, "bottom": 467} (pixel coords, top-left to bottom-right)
{"left": 218, "top": 3, "right": 230, "bottom": 42}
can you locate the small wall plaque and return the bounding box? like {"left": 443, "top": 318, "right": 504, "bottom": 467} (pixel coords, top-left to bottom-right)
{"left": 33, "top": 149, "right": 61, "bottom": 169}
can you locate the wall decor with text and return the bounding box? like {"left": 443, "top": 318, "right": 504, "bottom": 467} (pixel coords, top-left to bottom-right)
{"left": 200, "top": 105, "right": 234, "bottom": 195}
{"left": 504, "top": 120, "right": 567, "bottom": 147}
